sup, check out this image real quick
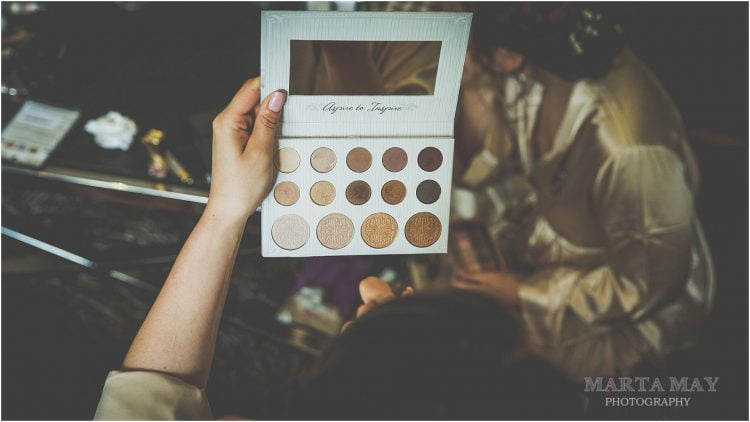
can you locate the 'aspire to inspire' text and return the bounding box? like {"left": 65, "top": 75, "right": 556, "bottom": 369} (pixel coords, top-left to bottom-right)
{"left": 322, "top": 102, "right": 404, "bottom": 115}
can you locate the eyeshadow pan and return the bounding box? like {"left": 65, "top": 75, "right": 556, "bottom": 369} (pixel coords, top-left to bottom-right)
{"left": 361, "top": 212, "right": 398, "bottom": 249}
{"left": 405, "top": 212, "right": 442, "bottom": 247}
{"left": 275, "top": 147, "right": 301, "bottom": 173}
{"left": 271, "top": 214, "right": 310, "bottom": 250}
{"left": 346, "top": 147, "right": 372, "bottom": 173}
{"left": 274, "top": 181, "right": 300, "bottom": 206}
{"left": 381, "top": 180, "right": 406, "bottom": 205}
{"left": 417, "top": 147, "right": 443, "bottom": 172}
{"left": 317, "top": 213, "right": 355, "bottom": 250}
{"left": 382, "top": 147, "right": 408, "bottom": 172}
{"left": 311, "top": 147, "right": 337, "bottom": 173}
{"left": 416, "top": 180, "right": 441, "bottom": 204}
{"left": 345, "top": 180, "right": 371, "bottom": 205}
{"left": 310, "top": 181, "right": 336, "bottom": 206}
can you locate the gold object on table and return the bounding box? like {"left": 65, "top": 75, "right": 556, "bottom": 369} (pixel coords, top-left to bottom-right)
{"left": 141, "top": 129, "right": 167, "bottom": 179}
{"left": 164, "top": 150, "right": 194, "bottom": 185}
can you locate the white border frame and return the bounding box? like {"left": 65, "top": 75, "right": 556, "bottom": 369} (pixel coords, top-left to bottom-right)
{"left": 260, "top": 11, "right": 472, "bottom": 138}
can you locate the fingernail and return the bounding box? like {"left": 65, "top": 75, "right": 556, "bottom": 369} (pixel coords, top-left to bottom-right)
{"left": 268, "top": 90, "right": 287, "bottom": 112}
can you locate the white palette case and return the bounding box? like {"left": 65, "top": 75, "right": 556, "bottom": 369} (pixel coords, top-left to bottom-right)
{"left": 260, "top": 11, "right": 472, "bottom": 257}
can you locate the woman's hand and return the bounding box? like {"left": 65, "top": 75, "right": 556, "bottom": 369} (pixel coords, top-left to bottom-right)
{"left": 341, "top": 277, "right": 414, "bottom": 332}
{"left": 452, "top": 270, "right": 521, "bottom": 307}
{"left": 206, "top": 77, "right": 287, "bottom": 222}
{"left": 120, "top": 78, "right": 286, "bottom": 389}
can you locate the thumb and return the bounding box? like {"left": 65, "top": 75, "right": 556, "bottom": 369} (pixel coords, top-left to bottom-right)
{"left": 360, "top": 276, "right": 395, "bottom": 304}
{"left": 247, "top": 89, "right": 287, "bottom": 151}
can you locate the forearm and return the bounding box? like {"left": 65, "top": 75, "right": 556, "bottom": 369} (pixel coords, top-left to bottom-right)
{"left": 122, "top": 207, "right": 247, "bottom": 388}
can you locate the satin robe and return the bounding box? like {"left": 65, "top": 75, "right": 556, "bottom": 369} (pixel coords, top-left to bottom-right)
{"left": 453, "top": 49, "right": 715, "bottom": 380}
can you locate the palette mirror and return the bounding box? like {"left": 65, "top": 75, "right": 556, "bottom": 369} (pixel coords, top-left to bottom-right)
{"left": 289, "top": 40, "right": 442, "bottom": 96}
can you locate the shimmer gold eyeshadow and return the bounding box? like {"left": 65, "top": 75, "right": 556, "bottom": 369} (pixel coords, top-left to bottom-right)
{"left": 405, "top": 212, "right": 442, "bottom": 247}
{"left": 310, "top": 181, "right": 336, "bottom": 206}
{"left": 361, "top": 212, "right": 398, "bottom": 249}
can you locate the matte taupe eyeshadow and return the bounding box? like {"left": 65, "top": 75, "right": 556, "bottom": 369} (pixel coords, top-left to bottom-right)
{"left": 382, "top": 147, "right": 408, "bottom": 172}
{"left": 346, "top": 147, "right": 372, "bottom": 173}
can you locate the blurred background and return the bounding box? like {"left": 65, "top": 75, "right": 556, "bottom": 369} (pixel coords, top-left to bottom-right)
{"left": 1, "top": 2, "right": 747, "bottom": 419}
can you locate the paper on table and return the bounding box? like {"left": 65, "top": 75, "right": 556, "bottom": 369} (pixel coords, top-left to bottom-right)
{"left": 2, "top": 101, "right": 80, "bottom": 168}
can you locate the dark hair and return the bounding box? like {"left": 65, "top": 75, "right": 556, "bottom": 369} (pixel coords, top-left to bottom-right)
{"left": 472, "top": 3, "right": 626, "bottom": 80}
{"left": 287, "top": 290, "right": 582, "bottom": 419}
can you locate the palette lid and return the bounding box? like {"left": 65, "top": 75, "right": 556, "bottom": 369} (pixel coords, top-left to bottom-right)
{"left": 261, "top": 11, "right": 472, "bottom": 138}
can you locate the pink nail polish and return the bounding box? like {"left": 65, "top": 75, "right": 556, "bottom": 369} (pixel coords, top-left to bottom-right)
{"left": 268, "top": 90, "right": 287, "bottom": 112}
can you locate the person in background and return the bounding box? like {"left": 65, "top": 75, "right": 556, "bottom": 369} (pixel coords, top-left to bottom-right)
{"left": 94, "top": 77, "right": 582, "bottom": 420}
{"left": 448, "top": 3, "right": 715, "bottom": 381}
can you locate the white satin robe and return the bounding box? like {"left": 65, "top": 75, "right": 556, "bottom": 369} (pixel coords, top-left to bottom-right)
{"left": 452, "top": 50, "right": 715, "bottom": 381}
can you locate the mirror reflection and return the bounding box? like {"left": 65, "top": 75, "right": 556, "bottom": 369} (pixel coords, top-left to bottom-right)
{"left": 289, "top": 40, "right": 441, "bottom": 96}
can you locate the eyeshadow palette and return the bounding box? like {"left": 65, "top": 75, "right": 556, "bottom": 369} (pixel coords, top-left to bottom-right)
{"left": 260, "top": 11, "right": 471, "bottom": 257}
{"left": 263, "top": 138, "right": 452, "bottom": 256}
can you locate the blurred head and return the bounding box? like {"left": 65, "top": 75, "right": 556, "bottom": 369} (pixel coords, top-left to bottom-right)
{"left": 289, "top": 290, "right": 581, "bottom": 419}
{"left": 472, "top": 3, "right": 625, "bottom": 80}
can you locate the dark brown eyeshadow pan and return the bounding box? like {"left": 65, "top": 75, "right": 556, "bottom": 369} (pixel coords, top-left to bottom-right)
{"left": 417, "top": 147, "right": 443, "bottom": 172}
{"left": 345, "top": 180, "right": 372, "bottom": 205}
{"left": 416, "top": 179, "right": 441, "bottom": 204}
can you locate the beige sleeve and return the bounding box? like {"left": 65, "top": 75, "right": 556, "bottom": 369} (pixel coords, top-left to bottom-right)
{"left": 518, "top": 145, "right": 696, "bottom": 348}
{"left": 94, "top": 370, "right": 212, "bottom": 420}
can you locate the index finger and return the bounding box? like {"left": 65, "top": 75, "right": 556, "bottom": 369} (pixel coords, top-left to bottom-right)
{"left": 223, "top": 77, "right": 261, "bottom": 116}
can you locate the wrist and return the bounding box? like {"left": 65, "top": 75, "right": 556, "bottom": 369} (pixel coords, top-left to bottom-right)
{"left": 202, "top": 200, "right": 253, "bottom": 229}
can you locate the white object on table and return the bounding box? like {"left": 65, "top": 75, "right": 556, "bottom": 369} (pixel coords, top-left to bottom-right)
{"left": 84, "top": 111, "right": 138, "bottom": 151}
